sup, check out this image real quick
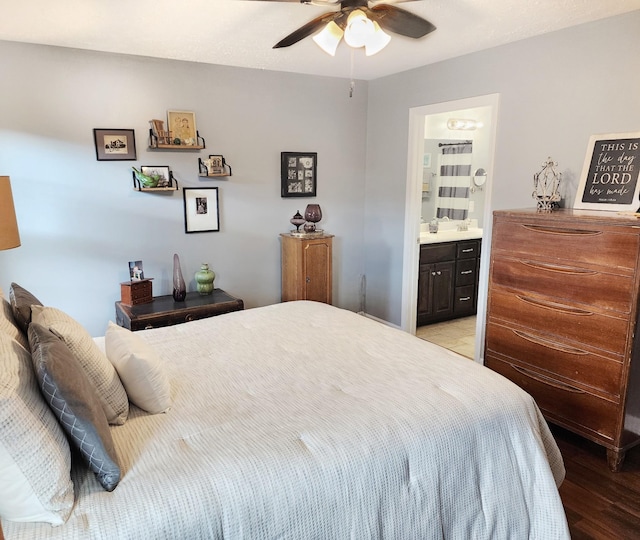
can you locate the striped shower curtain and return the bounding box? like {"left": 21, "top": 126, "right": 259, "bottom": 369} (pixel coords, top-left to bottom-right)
{"left": 435, "top": 142, "right": 472, "bottom": 220}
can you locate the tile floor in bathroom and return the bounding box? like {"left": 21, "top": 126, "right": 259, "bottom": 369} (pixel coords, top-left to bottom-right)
{"left": 415, "top": 316, "right": 476, "bottom": 360}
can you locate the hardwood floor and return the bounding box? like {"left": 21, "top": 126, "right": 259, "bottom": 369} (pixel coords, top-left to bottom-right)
{"left": 552, "top": 425, "right": 640, "bottom": 539}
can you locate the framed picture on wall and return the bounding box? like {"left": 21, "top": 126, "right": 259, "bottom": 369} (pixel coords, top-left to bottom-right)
{"left": 573, "top": 131, "right": 640, "bottom": 212}
{"left": 183, "top": 187, "right": 219, "bottom": 233}
{"left": 281, "top": 152, "right": 317, "bottom": 198}
{"left": 93, "top": 128, "right": 137, "bottom": 161}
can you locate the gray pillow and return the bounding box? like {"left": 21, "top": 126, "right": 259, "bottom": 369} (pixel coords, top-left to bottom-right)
{"left": 28, "top": 323, "right": 121, "bottom": 492}
{"left": 9, "top": 282, "right": 43, "bottom": 333}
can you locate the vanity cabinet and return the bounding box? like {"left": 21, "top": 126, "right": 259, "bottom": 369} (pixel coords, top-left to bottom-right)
{"left": 484, "top": 208, "right": 640, "bottom": 472}
{"left": 417, "top": 239, "right": 481, "bottom": 326}
{"left": 280, "top": 233, "right": 333, "bottom": 304}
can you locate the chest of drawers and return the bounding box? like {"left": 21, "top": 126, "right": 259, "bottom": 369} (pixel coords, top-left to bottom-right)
{"left": 484, "top": 208, "right": 640, "bottom": 471}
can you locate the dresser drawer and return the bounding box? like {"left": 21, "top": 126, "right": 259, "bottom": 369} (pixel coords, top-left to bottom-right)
{"left": 490, "top": 256, "right": 634, "bottom": 314}
{"left": 486, "top": 321, "right": 623, "bottom": 398}
{"left": 420, "top": 243, "right": 456, "bottom": 263}
{"left": 456, "top": 258, "right": 477, "bottom": 286}
{"left": 454, "top": 285, "right": 475, "bottom": 315}
{"left": 492, "top": 219, "right": 639, "bottom": 272}
{"left": 456, "top": 240, "right": 480, "bottom": 259}
{"left": 485, "top": 354, "right": 618, "bottom": 441}
{"left": 487, "top": 286, "right": 628, "bottom": 356}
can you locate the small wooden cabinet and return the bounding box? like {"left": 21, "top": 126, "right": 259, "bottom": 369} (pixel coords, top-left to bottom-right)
{"left": 485, "top": 208, "right": 640, "bottom": 471}
{"left": 417, "top": 239, "right": 481, "bottom": 326}
{"left": 281, "top": 233, "right": 333, "bottom": 304}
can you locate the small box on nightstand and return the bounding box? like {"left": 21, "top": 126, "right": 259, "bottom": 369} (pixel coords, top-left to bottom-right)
{"left": 120, "top": 279, "right": 153, "bottom": 306}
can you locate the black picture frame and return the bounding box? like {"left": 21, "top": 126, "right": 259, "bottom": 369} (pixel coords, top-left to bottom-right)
{"left": 183, "top": 187, "right": 220, "bottom": 233}
{"left": 93, "top": 128, "right": 137, "bottom": 161}
{"left": 281, "top": 152, "right": 317, "bottom": 198}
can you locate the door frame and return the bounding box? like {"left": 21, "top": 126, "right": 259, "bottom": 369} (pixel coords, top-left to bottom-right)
{"left": 400, "top": 94, "right": 500, "bottom": 363}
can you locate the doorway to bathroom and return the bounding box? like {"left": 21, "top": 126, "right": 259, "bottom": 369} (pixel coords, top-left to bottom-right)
{"left": 401, "top": 94, "right": 499, "bottom": 363}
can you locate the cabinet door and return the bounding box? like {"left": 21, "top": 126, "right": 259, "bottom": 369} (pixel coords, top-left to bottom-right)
{"left": 417, "top": 263, "right": 434, "bottom": 318}
{"left": 303, "top": 240, "right": 332, "bottom": 303}
{"left": 432, "top": 261, "right": 455, "bottom": 318}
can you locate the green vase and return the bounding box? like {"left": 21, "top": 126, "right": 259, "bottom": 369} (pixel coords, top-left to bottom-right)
{"left": 195, "top": 263, "right": 215, "bottom": 295}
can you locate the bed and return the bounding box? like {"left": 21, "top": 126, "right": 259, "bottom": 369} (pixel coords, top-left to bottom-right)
{"left": 1, "top": 297, "right": 569, "bottom": 539}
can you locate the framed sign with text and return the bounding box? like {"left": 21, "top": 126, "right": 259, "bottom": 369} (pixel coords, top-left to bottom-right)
{"left": 573, "top": 131, "right": 640, "bottom": 212}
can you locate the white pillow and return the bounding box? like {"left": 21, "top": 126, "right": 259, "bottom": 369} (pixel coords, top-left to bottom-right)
{"left": 105, "top": 322, "right": 172, "bottom": 414}
{"left": 0, "top": 333, "right": 74, "bottom": 525}
{"left": 31, "top": 305, "right": 129, "bottom": 425}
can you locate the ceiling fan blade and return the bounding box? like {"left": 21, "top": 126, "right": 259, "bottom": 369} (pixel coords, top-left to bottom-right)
{"left": 370, "top": 4, "right": 436, "bottom": 39}
{"left": 273, "top": 12, "right": 338, "bottom": 48}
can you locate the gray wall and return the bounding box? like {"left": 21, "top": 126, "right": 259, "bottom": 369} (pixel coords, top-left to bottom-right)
{"left": 0, "top": 42, "right": 367, "bottom": 335}
{"left": 364, "top": 11, "right": 640, "bottom": 325}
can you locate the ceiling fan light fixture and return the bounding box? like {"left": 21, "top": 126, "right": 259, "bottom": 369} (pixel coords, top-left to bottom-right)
{"left": 364, "top": 21, "right": 391, "bottom": 56}
{"left": 312, "top": 21, "right": 344, "bottom": 56}
{"left": 344, "top": 9, "right": 375, "bottom": 48}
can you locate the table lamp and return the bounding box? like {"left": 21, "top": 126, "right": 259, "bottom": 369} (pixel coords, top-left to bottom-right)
{"left": 1, "top": 176, "right": 21, "bottom": 250}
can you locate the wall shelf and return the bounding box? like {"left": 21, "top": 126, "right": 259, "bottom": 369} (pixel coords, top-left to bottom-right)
{"left": 198, "top": 157, "right": 232, "bottom": 178}
{"left": 132, "top": 170, "right": 179, "bottom": 192}
{"left": 148, "top": 129, "right": 205, "bottom": 150}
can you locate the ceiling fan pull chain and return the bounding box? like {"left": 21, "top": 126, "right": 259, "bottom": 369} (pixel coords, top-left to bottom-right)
{"left": 349, "top": 49, "right": 355, "bottom": 97}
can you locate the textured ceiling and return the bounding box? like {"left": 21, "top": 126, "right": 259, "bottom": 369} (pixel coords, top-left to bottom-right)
{"left": 1, "top": 0, "right": 639, "bottom": 80}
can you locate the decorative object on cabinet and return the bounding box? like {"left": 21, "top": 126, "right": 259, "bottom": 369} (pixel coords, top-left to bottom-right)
{"left": 485, "top": 208, "right": 640, "bottom": 472}
{"left": 120, "top": 279, "right": 153, "bottom": 306}
{"left": 131, "top": 167, "right": 178, "bottom": 191}
{"left": 172, "top": 253, "right": 187, "bottom": 301}
{"left": 573, "top": 131, "right": 640, "bottom": 212}
{"left": 417, "top": 239, "right": 481, "bottom": 326}
{"left": 532, "top": 157, "right": 562, "bottom": 211}
{"left": 198, "top": 156, "right": 232, "bottom": 177}
{"left": 289, "top": 210, "right": 306, "bottom": 232}
{"left": 280, "top": 232, "right": 333, "bottom": 304}
{"left": 183, "top": 187, "right": 220, "bottom": 233}
{"left": 195, "top": 263, "right": 215, "bottom": 295}
{"left": 128, "top": 260, "right": 145, "bottom": 280}
{"left": 93, "top": 128, "right": 136, "bottom": 161}
{"left": 281, "top": 152, "right": 317, "bottom": 197}
{"left": 115, "top": 289, "right": 243, "bottom": 331}
{"left": 303, "top": 203, "right": 323, "bottom": 233}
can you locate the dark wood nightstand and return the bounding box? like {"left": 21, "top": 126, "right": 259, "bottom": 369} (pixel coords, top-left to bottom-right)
{"left": 115, "top": 289, "right": 244, "bottom": 331}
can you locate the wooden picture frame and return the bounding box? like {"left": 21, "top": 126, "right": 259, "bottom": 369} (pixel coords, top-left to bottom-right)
{"left": 93, "top": 128, "right": 137, "bottom": 161}
{"left": 167, "top": 110, "right": 197, "bottom": 146}
{"left": 573, "top": 131, "right": 640, "bottom": 212}
{"left": 281, "top": 152, "right": 317, "bottom": 198}
{"left": 183, "top": 187, "right": 219, "bottom": 233}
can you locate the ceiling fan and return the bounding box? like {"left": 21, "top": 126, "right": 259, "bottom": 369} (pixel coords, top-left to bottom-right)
{"left": 269, "top": 0, "right": 436, "bottom": 56}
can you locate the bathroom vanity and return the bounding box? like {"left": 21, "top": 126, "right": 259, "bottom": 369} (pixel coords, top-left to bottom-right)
{"left": 417, "top": 223, "right": 482, "bottom": 327}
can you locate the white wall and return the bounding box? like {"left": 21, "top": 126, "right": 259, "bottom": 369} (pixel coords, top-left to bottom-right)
{"left": 0, "top": 42, "right": 368, "bottom": 335}
{"left": 364, "top": 11, "right": 640, "bottom": 326}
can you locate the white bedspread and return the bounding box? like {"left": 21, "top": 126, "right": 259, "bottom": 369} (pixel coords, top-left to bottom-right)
{"left": 4, "top": 301, "right": 569, "bottom": 539}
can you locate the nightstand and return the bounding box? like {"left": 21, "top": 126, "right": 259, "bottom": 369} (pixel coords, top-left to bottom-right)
{"left": 115, "top": 289, "right": 244, "bottom": 331}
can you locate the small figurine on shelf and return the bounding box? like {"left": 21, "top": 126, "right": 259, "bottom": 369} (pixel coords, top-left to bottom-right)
{"left": 132, "top": 167, "right": 160, "bottom": 188}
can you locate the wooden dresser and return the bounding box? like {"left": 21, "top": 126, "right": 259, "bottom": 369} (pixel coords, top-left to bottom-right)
{"left": 485, "top": 208, "right": 640, "bottom": 471}
{"left": 280, "top": 233, "right": 333, "bottom": 304}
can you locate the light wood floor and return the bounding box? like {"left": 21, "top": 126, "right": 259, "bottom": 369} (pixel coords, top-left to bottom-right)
{"left": 416, "top": 316, "right": 476, "bottom": 359}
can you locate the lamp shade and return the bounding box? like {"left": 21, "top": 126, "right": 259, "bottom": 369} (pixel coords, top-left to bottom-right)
{"left": 0, "top": 176, "right": 21, "bottom": 250}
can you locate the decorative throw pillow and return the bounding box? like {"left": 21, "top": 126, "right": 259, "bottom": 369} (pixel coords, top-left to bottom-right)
{"left": 29, "top": 323, "right": 121, "bottom": 492}
{"left": 105, "top": 322, "right": 173, "bottom": 414}
{"left": 9, "top": 282, "right": 43, "bottom": 333}
{"left": 0, "top": 332, "right": 74, "bottom": 525}
{"left": 0, "top": 296, "right": 29, "bottom": 349}
{"left": 31, "top": 305, "right": 129, "bottom": 425}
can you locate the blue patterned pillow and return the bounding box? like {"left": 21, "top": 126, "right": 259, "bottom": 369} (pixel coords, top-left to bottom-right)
{"left": 28, "top": 323, "right": 121, "bottom": 492}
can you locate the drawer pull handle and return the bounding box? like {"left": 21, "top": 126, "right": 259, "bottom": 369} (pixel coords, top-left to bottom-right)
{"left": 520, "top": 260, "right": 597, "bottom": 276}
{"left": 511, "top": 364, "right": 585, "bottom": 393}
{"left": 521, "top": 224, "right": 603, "bottom": 237}
{"left": 512, "top": 329, "right": 588, "bottom": 355}
{"left": 459, "top": 296, "right": 471, "bottom": 301}
{"left": 460, "top": 270, "right": 473, "bottom": 275}
{"left": 516, "top": 294, "right": 594, "bottom": 316}
{"left": 461, "top": 248, "right": 474, "bottom": 253}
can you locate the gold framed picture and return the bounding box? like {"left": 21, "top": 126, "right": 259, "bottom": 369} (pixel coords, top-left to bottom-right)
{"left": 167, "top": 110, "right": 197, "bottom": 146}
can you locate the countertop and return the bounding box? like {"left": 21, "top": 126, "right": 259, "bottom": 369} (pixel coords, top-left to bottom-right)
{"left": 419, "top": 220, "right": 483, "bottom": 244}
